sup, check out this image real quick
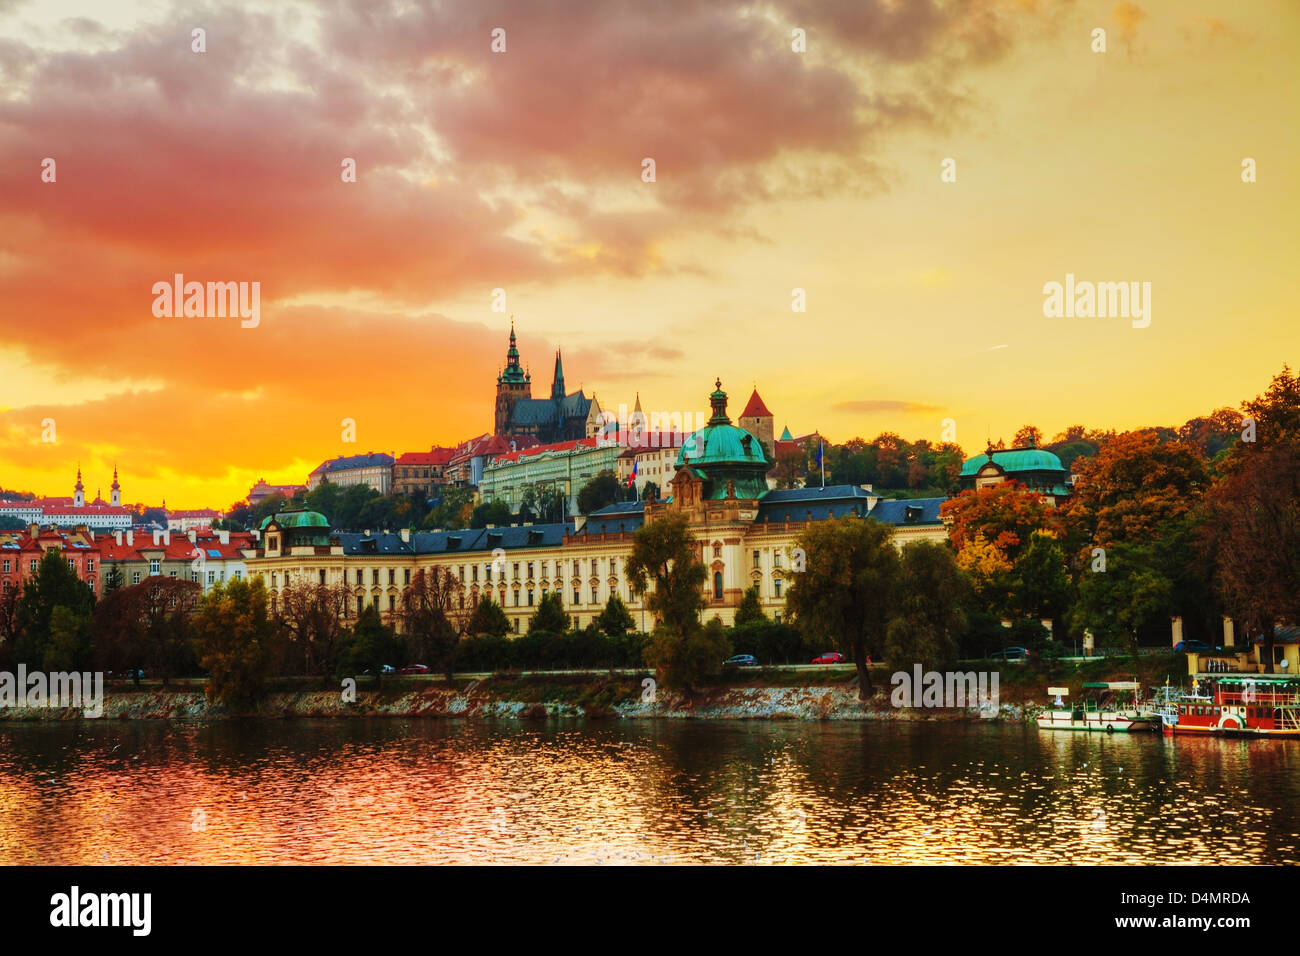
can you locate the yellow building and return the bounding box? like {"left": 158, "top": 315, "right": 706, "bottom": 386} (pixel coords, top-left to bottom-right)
{"left": 244, "top": 380, "right": 950, "bottom": 632}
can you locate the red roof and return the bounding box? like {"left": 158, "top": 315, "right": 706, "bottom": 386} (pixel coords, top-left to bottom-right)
{"left": 490, "top": 436, "right": 599, "bottom": 464}
{"left": 396, "top": 447, "right": 455, "bottom": 467}
{"left": 740, "top": 389, "right": 773, "bottom": 419}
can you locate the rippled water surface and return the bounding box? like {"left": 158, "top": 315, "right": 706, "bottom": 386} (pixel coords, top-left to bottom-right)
{"left": 1, "top": 720, "right": 1296, "bottom": 864}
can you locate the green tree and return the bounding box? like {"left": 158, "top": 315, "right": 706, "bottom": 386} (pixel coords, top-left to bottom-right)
{"left": 14, "top": 549, "right": 95, "bottom": 667}
{"left": 341, "top": 604, "right": 398, "bottom": 676}
{"left": 594, "top": 593, "right": 635, "bottom": 637}
{"left": 529, "top": 591, "right": 570, "bottom": 635}
{"left": 467, "top": 596, "right": 511, "bottom": 637}
{"left": 1070, "top": 541, "right": 1172, "bottom": 682}
{"left": 882, "top": 541, "right": 969, "bottom": 675}
{"left": 577, "top": 471, "right": 622, "bottom": 515}
{"left": 734, "top": 585, "right": 766, "bottom": 627}
{"left": 471, "top": 499, "right": 512, "bottom": 528}
{"left": 191, "top": 577, "right": 277, "bottom": 708}
{"left": 44, "top": 605, "right": 92, "bottom": 672}
{"left": 102, "top": 563, "right": 125, "bottom": 595}
{"left": 785, "top": 517, "right": 899, "bottom": 699}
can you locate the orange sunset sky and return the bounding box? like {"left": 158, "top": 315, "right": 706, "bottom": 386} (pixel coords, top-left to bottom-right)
{"left": 1, "top": 0, "right": 1297, "bottom": 509}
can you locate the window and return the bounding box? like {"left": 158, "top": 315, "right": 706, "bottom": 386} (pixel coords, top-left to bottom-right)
{"left": 150, "top": 559, "right": 161, "bottom": 574}
{"left": 712, "top": 543, "right": 721, "bottom": 558}
{"left": 67, "top": 558, "right": 75, "bottom": 570}
{"left": 2, "top": 560, "right": 8, "bottom": 573}
{"left": 713, "top": 571, "right": 723, "bottom": 599}
{"left": 208, "top": 571, "right": 216, "bottom": 584}
{"left": 233, "top": 570, "right": 242, "bottom": 579}
{"left": 389, "top": 595, "right": 396, "bottom": 611}
{"left": 591, "top": 559, "right": 597, "bottom": 574}
{"left": 513, "top": 591, "right": 519, "bottom": 607}
{"left": 272, "top": 572, "right": 278, "bottom": 586}
{"left": 752, "top": 549, "right": 760, "bottom": 568}
{"left": 591, "top": 587, "right": 598, "bottom": 604}
{"left": 610, "top": 558, "right": 618, "bottom": 575}
{"left": 514, "top": 562, "right": 520, "bottom": 578}
{"left": 132, "top": 571, "right": 141, "bottom": 585}
{"left": 87, "top": 559, "right": 95, "bottom": 572}
{"left": 321, "top": 569, "right": 328, "bottom": 585}
{"left": 168, "top": 571, "right": 176, "bottom": 578}
{"left": 472, "top": 566, "right": 478, "bottom": 582}
{"left": 527, "top": 562, "right": 534, "bottom": 578}
{"left": 574, "top": 590, "right": 581, "bottom": 604}
{"left": 774, "top": 611, "right": 782, "bottom": 624}
{"left": 388, "top": 569, "right": 395, "bottom": 585}
{"left": 356, "top": 596, "right": 363, "bottom": 615}
{"left": 513, "top": 618, "right": 520, "bottom": 633}
{"left": 572, "top": 560, "right": 579, "bottom": 575}
{"left": 29, "top": 560, "right": 36, "bottom": 573}
{"left": 191, "top": 571, "right": 200, "bottom": 583}
{"left": 774, "top": 578, "right": 783, "bottom": 598}
{"left": 404, "top": 569, "right": 410, "bottom": 585}
{"left": 528, "top": 591, "right": 534, "bottom": 607}
{"left": 372, "top": 569, "right": 379, "bottom": 585}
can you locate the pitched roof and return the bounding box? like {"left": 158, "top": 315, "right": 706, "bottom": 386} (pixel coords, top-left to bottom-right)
{"left": 739, "top": 389, "right": 773, "bottom": 419}
{"left": 310, "top": 452, "right": 396, "bottom": 476}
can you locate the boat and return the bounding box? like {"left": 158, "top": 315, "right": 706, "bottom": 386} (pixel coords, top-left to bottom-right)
{"left": 1156, "top": 674, "right": 1300, "bottom": 737}
{"left": 1035, "top": 682, "right": 1159, "bottom": 733}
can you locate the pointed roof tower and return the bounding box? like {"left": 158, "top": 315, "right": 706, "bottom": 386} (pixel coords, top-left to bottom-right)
{"left": 551, "top": 348, "right": 566, "bottom": 400}
{"left": 498, "top": 317, "right": 529, "bottom": 385}
{"left": 740, "top": 388, "right": 773, "bottom": 419}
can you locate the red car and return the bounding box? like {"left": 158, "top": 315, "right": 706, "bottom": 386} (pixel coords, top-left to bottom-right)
{"left": 811, "top": 652, "right": 845, "bottom": 665}
{"left": 399, "top": 664, "right": 430, "bottom": 675}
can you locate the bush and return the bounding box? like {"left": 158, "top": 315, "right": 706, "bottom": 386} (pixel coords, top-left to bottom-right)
{"left": 729, "top": 621, "right": 806, "bottom": 664}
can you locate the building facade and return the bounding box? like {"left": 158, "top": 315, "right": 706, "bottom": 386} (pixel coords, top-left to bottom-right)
{"left": 307, "top": 452, "right": 396, "bottom": 494}
{"left": 393, "top": 448, "right": 454, "bottom": 498}
{"left": 494, "top": 321, "right": 602, "bottom": 443}
{"left": 244, "top": 380, "right": 950, "bottom": 633}
{"left": 958, "top": 438, "right": 1072, "bottom": 503}
{"left": 478, "top": 436, "right": 622, "bottom": 516}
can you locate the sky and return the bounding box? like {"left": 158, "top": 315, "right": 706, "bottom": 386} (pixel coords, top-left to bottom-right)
{"left": 0, "top": 0, "right": 1296, "bottom": 508}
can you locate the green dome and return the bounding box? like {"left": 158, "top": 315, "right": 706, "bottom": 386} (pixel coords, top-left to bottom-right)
{"left": 676, "top": 378, "right": 772, "bottom": 469}
{"left": 960, "top": 447, "right": 1064, "bottom": 477}
{"left": 260, "top": 509, "right": 330, "bottom": 530}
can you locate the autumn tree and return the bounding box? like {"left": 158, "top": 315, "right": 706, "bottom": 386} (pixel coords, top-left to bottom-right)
{"left": 1013, "top": 425, "right": 1043, "bottom": 448}
{"left": 191, "top": 577, "right": 277, "bottom": 708}
{"left": 276, "top": 579, "right": 353, "bottom": 679}
{"left": 400, "top": 567, "right": 472, "bottom": 679}
{"left": 93, "top": 577, "right": 201, "bottom": 685}
{"left": 785, "top": 517, "right": 899, "bottom": 699}
{"left": 941, "top": 483, "right": 1059, "bottom": 563}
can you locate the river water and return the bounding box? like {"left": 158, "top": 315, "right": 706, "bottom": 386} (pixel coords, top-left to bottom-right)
{"left": 0, "top": 719, "right": 1295, "bottom": 865}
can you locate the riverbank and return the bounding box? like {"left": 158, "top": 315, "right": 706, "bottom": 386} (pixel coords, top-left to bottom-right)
{"left": 0, "top": 655, "right": 1189, "bottom": 721}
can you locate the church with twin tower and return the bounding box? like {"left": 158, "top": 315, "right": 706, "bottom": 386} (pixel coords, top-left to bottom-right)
{"left": 493, "top": 320, "right": 603, "bottom": 443}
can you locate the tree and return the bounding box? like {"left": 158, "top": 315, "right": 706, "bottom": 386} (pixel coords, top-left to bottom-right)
{"left": 400, "top": 567, "right": 471, "bottom": 679}
{"left": 14, "top": 549, "right": 95, "bottom": 667}
{"left": 734, "top": 585, "right": 766, "bottom": 627}
{"left": 941, "top": 483, "right": 1060, "bottom": 564}
{"left": 0, "top": 585, "right": 19, "bottom": 669}
{"left": 1008, "top": 530, "right": 1070, "bottom": 624}
{"left": 102, "top": 563, "right": 125, "bottom": 594}
{"left": 784, "top": 517, "right": 900, "bottom": 699}
{"left": 191, "top": 577, "right": 277, "bottom": 708}
{"left": 528, "top": 591, "right": 570, "bottom": 635}
{"left": 882, "top": 541, "right": 969, "bottom": 675}
{"left": 1013, "top": 424, "right": 1043, "bottom": 447}
{"left": 44, "top": 605, "right": 92, "bottom": 672}
{"left": 594, "top": 593, "right": 635, "bottom": 636}
{"left": 93, "top": 577, "right": 201, "bottom": 685}
{"left": 275, "top": 579, "right": 352, "bottom": 679}
{"left": 1070, "top": 541, "right": 1172, "bottom": 682}
{"left": 340, "top": 604, "right": 398, "bottom": 676}
{"left": 626, "top": 513, "right": 706, "bottom": 639}
{"left": 470, "top": 499, "right": 512, "bottom": 529}
{"left": 467, "top": 596, "right": 511, "bottom": 637}
{"left": 577, "top": 471, "right": 621, "bottom": 515}
{"left": 626, "top": 513, "right": 721, "bottom": 690}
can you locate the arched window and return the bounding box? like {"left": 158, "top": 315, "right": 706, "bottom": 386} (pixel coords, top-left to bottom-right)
{"left": 713, "top": 571, "right": 723, "bottom": 599}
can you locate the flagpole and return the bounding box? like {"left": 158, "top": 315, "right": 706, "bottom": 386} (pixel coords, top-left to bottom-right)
{"left": 820, "top": 440, "right": 825, "bottom": 488}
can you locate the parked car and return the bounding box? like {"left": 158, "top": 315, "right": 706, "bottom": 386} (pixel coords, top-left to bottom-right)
{"left": 362, "top": 665, "right": 397, "bottom": 675}
{"left": 724, "top": 654, "right": 759, "bottom": 668}
{"left": 988, "top": 646, "right": 1029, "bottom": 661}
{"left": 811, "top": 652, "right": 845, "bottom": 665}
{"left": 1174, "top": 640, "right": 1212, "bottom": 653}
{"left": 399, "top": 664, "right": 430, "bottom": 675}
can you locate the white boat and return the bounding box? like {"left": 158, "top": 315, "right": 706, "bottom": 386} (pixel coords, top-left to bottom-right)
{"left": 1035, "top": 682, "right": 1159, "bottom": 733}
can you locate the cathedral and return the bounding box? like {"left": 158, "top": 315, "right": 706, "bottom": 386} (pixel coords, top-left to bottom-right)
{"left": 493, "top": 320, "right": 602, "bottom": 443}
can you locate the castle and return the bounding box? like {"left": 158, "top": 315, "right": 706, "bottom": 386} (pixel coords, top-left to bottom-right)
{"left": 493, "top": 320, "right": 602, "bottom": 443}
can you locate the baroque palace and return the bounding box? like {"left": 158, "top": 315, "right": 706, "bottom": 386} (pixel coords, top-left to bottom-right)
{"left": 245, "top": 380, "right": 950, "bottom": 632}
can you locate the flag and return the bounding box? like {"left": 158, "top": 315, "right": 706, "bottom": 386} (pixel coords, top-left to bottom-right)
{"left": 816, "top": 442, "right": 823, "bottom": 468}
{"left": 627, "top": 458, "right": 637, "bottom": 488}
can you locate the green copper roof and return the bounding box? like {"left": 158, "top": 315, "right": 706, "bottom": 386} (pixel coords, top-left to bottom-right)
{"left": 260, "top": 510, "right": 330, "bottom": 530}
{"left": 676, "top": 380, "right": 772, "bottom": 469}
{"left": 779, "top": 426, "right": 793, "bottom": 441}
{"left": 960, "top": 447, "right": 1065, "bottom": 477}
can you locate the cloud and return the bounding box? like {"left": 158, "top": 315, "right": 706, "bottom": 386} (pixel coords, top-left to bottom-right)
{"left": 832, "top": 399, "right": 943, "bottom": 415}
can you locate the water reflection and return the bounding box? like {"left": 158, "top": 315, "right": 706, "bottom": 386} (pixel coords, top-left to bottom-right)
{"left": 0, "top": 721, "right": 1295, "bottom": 865}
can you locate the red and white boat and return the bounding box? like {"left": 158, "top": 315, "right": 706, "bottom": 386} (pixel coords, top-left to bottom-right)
{"left": 1156, "top": 675, "right": 1300, "bottom": 737}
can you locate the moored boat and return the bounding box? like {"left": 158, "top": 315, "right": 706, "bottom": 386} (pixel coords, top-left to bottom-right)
{"left": 1157, "top": 675, "right": 1300, "bottom": 737}
{"left": 1035, "top": 682, "right": 1159, "bottom": 733}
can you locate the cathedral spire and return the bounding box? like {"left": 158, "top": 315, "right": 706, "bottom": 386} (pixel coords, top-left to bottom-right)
{"left": 551, "top": 348, "right": 565, "bottom": 400}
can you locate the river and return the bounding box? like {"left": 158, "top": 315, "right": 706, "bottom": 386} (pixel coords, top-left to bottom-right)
{"left": 1, "top": 720, "right": 1295, "bottom": 865}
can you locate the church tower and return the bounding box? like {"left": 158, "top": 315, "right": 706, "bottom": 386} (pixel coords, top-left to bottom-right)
{"left": 738, "top": 388, "right": 775, "bottom": 459}
{"left": 494, "top": 318, "right": 532, "bottom": 435}
{"left": 73, "top": 466, "right": 85, "bottom": 507}
{"left": 111, "top": 465, "right": 121, "bottom": 506}
{"left": 550, "top": 349, "right": 566, "bottom": 401}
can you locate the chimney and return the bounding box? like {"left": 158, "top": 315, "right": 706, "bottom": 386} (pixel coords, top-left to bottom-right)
{"left": 163, "top": 530, "right": 170, "bottom": 546}
{"left": 28, "top": 523, "right": 38, "bottom": 538}
{"left": 126, "top": 530, "right": 134, "bottom": 546}
{"left": 399, "top": 528, "right": 410, "bottom": 543}
{"left": 152, "top": 530, "right": 161, "bottom": 545}
{"left": 218, "top": 529, "right": 230, "bottom": 545}
{"left": 187, "top": 529, "right": 197, "bottom": 543}
{"left": 114, "top": 531, "right": 123, "bottom": 546}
